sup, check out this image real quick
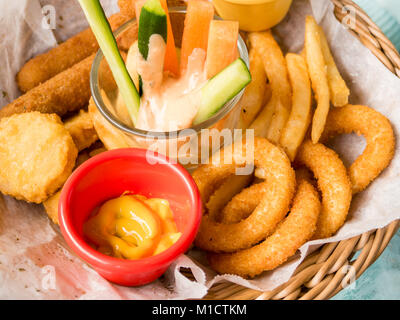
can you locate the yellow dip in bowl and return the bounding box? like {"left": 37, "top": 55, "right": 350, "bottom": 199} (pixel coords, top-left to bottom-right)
{"left": 212, "top": 0, "right": 292, "bottom": 31}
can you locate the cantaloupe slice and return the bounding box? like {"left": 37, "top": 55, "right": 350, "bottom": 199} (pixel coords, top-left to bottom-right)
{"left": 205, "top": 20, "right": 239, "bottom": 78}
{"left": 180, "top": 0, "right": 214, "bottom": 73}
{"left": 134, "top": 0, "right": 146, "bottom": 19}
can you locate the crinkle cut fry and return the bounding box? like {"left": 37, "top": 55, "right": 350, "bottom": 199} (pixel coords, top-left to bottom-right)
{"left": 208, "top": 173, "right": 321, "bottom": 278}
{"left": 321, "top": 104, "right": 395, "bottom": 194}
{"left": 193, "top": 137, "right": 296, "bottom": 253}
{"left": 295, "top": 140, "right": 352, "bottom": 239}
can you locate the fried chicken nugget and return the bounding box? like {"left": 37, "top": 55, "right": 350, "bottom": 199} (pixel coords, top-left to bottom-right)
{"left": 64, "top": 110, "right": 98, "bottom": 152}
{"left": 0, "top": 112, "right": 78, "bottom": 203}
{"left": 208, "top": 172, "right": 321, "bottom": 278}
{"left": 321, "top": 104, "right": 395, "bottom": 194}
{"left": 295, "top": 140, "right": 352, "bottom": 239}
{"left": 193, "top": 137, "right": 296, "bottom": 253}
{"left": 16, "top": 13, "right": 129, "bottom": 92}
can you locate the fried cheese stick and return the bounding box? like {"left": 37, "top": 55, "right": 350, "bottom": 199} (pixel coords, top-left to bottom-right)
{"left": 118, "top": 0, "right": 136, "bottom": 18}
{"left": 1, "top": 54, "right": 96, "bottom": 119}
{"left": 16, "top": 13, "right": 129, "bottom": 92}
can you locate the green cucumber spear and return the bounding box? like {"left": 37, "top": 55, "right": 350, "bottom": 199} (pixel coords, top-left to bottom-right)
{"left": 78, "top": 0, "right": 140, "bottom": 125}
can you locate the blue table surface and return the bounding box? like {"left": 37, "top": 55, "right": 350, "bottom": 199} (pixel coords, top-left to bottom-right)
{"left": 332, "top": 0, "right": 400, "bottom": 300}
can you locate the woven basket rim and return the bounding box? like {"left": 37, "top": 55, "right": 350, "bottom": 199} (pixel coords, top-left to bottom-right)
{"left": 204, "top": 0, "right": 400, "bottom": 300}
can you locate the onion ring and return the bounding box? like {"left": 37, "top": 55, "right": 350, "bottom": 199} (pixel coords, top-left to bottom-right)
{"left": 220, "top": 183, "right": 266, "bottom": 224}
{"left": 295, "top": 140, "right": 352, "bottom": 239}
{"left": 206, "top": 174, "right": 253, "bottom": 222}
{"left": 207, "top": 172, "right": 321, "bottom": 278}
{"left": 193, "top": 137, "right": 296, "bottom": 253}
{"left": 321, "top": 104, "right": 395, "bottom": 194}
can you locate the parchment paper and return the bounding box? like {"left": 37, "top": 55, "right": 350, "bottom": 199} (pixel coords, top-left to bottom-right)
{"left": 0, "top": 0, "right": 399, "bottom": 299}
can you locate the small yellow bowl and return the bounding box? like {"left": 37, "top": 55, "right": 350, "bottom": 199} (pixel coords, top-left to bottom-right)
{"left": 212, "top": 0, "right": 293, "bottom": 32}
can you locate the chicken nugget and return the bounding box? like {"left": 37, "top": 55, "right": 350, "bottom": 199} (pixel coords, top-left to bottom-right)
{"left": 64, "top": 110, "right": 98, "bottom": 151}
{"left": 16, "top": 13, "right": 129, "bottom": 92}
{"left": 0, "top": 112, "right": 77, "bottom": 203}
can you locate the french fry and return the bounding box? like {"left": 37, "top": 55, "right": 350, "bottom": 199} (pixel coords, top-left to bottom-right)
{"left": 237, "top": 48, "right": 268, "bottom": 129}
{"left": 318, "top": 26, "right": 350, "bottom": 107}
{"left": 248, "top": 31, "right": 291, "bottom": 143}
{"left": 248, "top": 96, "right": 275, "bottom": 137}
{"left": 280, "top": 53, "right": 312, "bottom": 161}
{"left": 262, "top": 82, "right": 272, "bottom": 107}
{"left": 305, "top": 16, "right": 330, "bottom": 143}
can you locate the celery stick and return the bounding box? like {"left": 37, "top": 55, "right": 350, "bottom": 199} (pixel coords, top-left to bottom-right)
{"left": 78, "top": 0, "right": 140, "bottom": 125}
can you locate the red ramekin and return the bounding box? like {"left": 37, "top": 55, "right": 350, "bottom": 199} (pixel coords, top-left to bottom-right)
{"left": 58, "top": 148, "right": 202, "bottom": 287}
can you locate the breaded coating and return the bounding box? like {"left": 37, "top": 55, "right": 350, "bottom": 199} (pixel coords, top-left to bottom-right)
{"left": 88, "top": 97, "right": 130, "bottom": 150}
{"left": 321, "top": 104, "right": 395, "bottom": 194}
{"left": 16, "top": 13, "right": 129, "bottom": 92}
{"left": 116, "top": 20, "right": 139, "bottom": 52}
{"left": 118, "top": 0, "right": 136, "bottom": 18}
{"left": 1, "top": 55, "right": 96, "bottom": 119}
{"left": 208, "top": 174, "right": 321, "bottom": 278}
{"left": 206, "top": 174, "right": 253, "bottom": 222}
{"left": 193, "top": 137, "right": 296, "bottom": 253}
{"left": 43, "top": 191, "right": 61, "bottom": 225}
{"left": 220, "top": 183, "right": 266, "bottom": 224}
{"left": 64, "top": 110, "right": 98, "bottom": 151}
{"left": 295, "top": 140, "right": 352, "bottom": 239}
{"left": 0, "top": 112, "right": 77, "bottom": 203}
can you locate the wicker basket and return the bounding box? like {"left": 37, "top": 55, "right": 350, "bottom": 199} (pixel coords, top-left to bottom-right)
{"left": 201, "top": 0, "right": 400, "bottom": 300}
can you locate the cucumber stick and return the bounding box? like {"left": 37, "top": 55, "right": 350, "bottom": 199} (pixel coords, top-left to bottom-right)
{"left": 138, "top": 0, "right": 168, "bottom": 60}
{"left": 193, "top": 58, "right": 251, "bottom": 125}
{"left": 78, "top": 0, "right": 140, "bottom": 125}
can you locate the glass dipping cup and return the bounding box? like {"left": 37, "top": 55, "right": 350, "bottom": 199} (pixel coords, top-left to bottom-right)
{"left": 90, "top": 7, "right": 249, "bottom": 170}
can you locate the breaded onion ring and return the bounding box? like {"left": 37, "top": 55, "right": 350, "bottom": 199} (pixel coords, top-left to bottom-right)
{"left": 321, "top": 104, "right": 395, "bottom": 194}
{"left": 220, "top": 183, "right": 265, "bottom": 224}
{"left": 206, "top": 174, "right": 253, "bottom": 222}
{"left": 193, "top": 137, "right": 296, "bottom": 253}
{"left": 208, "top": 173, "right": 321, "bottom": 278}
{"left": 295, "top": 140, "right": 352, "bottom": 239}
